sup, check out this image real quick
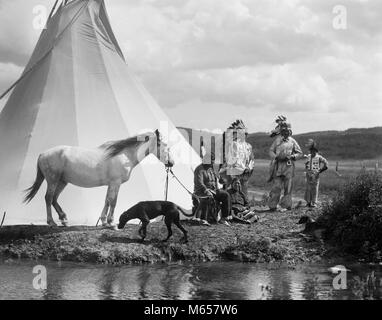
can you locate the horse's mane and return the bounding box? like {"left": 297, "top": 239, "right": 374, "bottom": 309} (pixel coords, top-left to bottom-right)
{"left": 101, "top": 131, "right": 157, "bottom": 159}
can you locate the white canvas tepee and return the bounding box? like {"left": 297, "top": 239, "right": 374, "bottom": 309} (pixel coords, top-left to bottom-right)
{"left": 0, "top": 0, "right": 201, "bottom": 225}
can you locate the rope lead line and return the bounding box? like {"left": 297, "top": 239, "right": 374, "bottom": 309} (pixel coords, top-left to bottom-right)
{"left": 169, "top": 169, "right": 193, "bottom": 197}
{"left": 169, "top": 169, "right": 211, "bottom": 201}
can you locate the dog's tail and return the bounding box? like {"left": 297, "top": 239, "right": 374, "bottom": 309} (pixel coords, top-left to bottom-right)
{"left": 177, "top": 206, "right": 195, "bottom": 218}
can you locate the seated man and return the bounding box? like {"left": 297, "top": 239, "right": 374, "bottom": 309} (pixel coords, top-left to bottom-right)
{"left": 228, "top": 178, "right": 259, "bottom": 224}
{"left": 194, "top": 150, "right": 232, "bottom": 226}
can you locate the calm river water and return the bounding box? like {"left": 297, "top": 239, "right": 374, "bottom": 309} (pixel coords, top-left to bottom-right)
{"left": 0, "top": 260, "right": 381, "bottom": 300}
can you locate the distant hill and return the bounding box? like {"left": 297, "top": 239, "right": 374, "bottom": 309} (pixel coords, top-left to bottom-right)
{"left": 178, "top": 126, "right": 382, "bottom": 160}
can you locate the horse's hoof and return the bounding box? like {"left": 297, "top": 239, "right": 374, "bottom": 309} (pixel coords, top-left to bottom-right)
{"left": 61, "top": 220, "right": 69, "bottom": 227}
{"left": 48, "top": 222, "right": 57, "bottom": 227}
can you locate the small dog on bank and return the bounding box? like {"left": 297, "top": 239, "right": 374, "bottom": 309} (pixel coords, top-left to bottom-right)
{"left": 297, "top": 215, "right": 317, "bottom": 232}
{"left": 118, "top": 201, "right": 193, "bottom": 243}
{"left": 297, "top": 215, "right": 325, "bottom": 239}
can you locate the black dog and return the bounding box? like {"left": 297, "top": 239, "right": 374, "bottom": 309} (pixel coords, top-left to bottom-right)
{"left": 297, "top": 216, "right": 317, "bottom": 232}
{"left": 297, "top": 215, "right": 326, "bottom": 240}
{"left": 118, "top": 201, "right": 193, "bottom": 243}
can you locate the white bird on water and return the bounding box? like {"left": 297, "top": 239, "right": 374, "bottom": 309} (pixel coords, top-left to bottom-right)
{"left": 328, "top": 266, "right": 351, "bottom": 273}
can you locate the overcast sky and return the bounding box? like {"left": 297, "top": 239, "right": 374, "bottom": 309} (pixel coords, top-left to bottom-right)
{"left": 0, "top": 0, "right": 381, "bottom": 134}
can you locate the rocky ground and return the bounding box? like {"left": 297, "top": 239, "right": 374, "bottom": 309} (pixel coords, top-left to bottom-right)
{"left": 0, "top": 204, "right": 347, "bottom": 265}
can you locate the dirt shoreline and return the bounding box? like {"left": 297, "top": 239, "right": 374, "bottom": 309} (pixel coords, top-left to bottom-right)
{"left": 0, "top": 206, "right": 347, "bottom": 265}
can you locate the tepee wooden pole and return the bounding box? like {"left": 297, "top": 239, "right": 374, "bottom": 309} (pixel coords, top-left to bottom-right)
{"left": 0, "top": 212, "right": 6, "bottom": 228}
{"left": 165, "top": 168, "right": 170, "bottom": 201}
{"left": 48, "top": 0, "right": 60, "bottom": 20}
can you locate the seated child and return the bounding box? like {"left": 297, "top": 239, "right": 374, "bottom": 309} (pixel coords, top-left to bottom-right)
{"left": 227, "top": 178, "right": 259, "bottom": 224}
{"left": 304, "top": 139, "right": 328, "bottom": 207}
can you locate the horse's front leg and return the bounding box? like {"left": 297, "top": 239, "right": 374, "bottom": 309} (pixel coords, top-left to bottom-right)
{"left": 107, "top": 184, "right": 121, "bottom": 227}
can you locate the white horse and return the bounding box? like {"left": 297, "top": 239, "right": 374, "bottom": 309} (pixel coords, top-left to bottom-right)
{"left": 24, "top": 130, "right": 171, "bottom": 227}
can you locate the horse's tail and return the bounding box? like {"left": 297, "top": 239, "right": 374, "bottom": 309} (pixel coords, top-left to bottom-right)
{"left": 24, "top": 160, "right": 45, "bottom": 204}
{"left": 177, "top": 206, "right": 195, "bottom": 218}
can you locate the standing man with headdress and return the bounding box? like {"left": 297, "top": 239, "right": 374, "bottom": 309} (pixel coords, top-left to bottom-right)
{"left": 268, "top": 116, "right": 288, "bottom": 182}
{"left": 270, "top": 115, "right": 287, "bottom": 138}
{"left": 220, "top": 120, "right": 255, "bottom": 196}
{"left": 268, "top": 121, "right": 303, "bottom": 211}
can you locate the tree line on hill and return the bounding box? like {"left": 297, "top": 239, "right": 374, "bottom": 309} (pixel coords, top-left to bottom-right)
{"left": 178, "top": 126, "right": 382, "bottom": 160}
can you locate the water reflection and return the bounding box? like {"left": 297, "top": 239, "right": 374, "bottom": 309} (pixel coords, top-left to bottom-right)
{"left": 0, "top": 260, "right": 381, "bottom": 300}
{"left": 99, "top": 267, "right": 119, "bottom": 300}
{"left": 269, "top": 268, "right": 293, "bottom": 300}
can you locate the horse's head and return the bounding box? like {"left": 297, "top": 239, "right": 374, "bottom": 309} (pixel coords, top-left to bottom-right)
{"left": 154, "top": 129, "right": 163, "bottom": 150}
{"left": 144, "top": 130, "right": 174, "bottom": 167}
{"left": 104, "top": 130, "right": 174, "bottom": 166}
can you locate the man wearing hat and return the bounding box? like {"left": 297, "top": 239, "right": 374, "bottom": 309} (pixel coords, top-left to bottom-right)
{"left": 194, "top": 148, "right": 232, "bottom": 225}
{"left": 304, "top": 139, "right": 328, "bottom": 207}
{"left": 268, "top": 122, "right": 303, "bottom": 211}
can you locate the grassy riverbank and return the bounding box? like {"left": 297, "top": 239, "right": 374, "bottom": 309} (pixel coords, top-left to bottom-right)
{"left": 2, "top": 169, "right": 380, "bottom": 266}
{"left": 0, "top": 205, "right": 339, "bottom": 265}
